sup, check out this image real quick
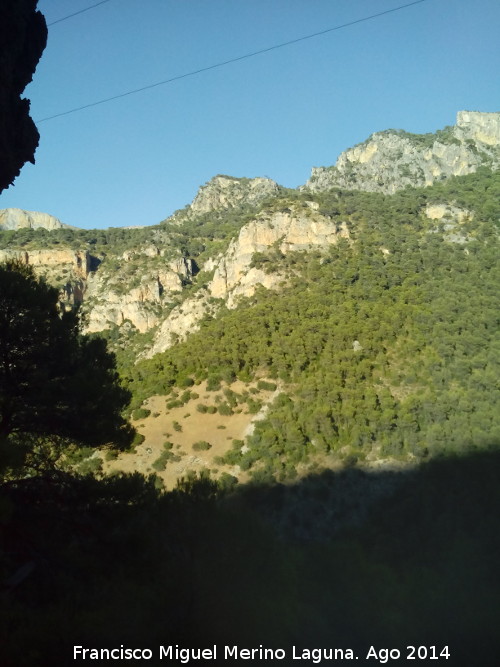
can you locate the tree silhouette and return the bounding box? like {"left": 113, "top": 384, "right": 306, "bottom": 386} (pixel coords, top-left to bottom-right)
{"left": 0, "top": 261, "right": 133, "bottom": 473}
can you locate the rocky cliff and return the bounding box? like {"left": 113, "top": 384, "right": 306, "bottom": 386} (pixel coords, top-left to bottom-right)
{"left": 82, "top": 252, "right": 193, "bottom": 334}
{"left": 186, "top": 175, "right": 280, "bottom": 216}
{"left": 303, "top": 111, "right": 500, "bottom": 194}
{"left": 146, "top": 203, "right": 350, "bottom": 357}
{"left": 0, "top": 246, "right": 90, "bottom": 308}
{"left": 1, "top": 110, "right": 498, "bottom": 358}
{"left": 0, "top": 208, "right": 73, "bottom": 231}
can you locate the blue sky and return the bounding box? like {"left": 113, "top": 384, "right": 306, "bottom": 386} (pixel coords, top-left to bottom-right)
{"left": 1, "top": 0, "right": 499, "bottom": 229}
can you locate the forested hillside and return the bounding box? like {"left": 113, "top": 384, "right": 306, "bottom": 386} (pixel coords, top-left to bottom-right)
{"left": 125, "top": 169, "right": 500, "bottom": 480}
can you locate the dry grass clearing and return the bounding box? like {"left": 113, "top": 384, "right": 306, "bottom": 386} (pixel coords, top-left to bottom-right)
{"left": 104, "top": 380, "right": 281, "bottom": 489}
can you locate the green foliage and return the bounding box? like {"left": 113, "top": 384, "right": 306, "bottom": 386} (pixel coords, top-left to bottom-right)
{"left": 127, "top": 170, "right": 500, "bottom": 479}
{"left": 132, "top": 432, "right": 145, "bottom": 447}
{"left": 257, "top": 380, "right": 277, "bottom": 392}
{"left": 217, "top": 402, "right": 233, "bottom": 416}
{"left": 192, "top": 440, "right": 212, "bottom": 451}
{"left": 151, "top": 450, "right": 175, "bottom": 471}
{"left": 0, "top": 262, "right": 134, "bottom": 477}
{"left": 132, "top": 408, "right": 151, "bottom": 420}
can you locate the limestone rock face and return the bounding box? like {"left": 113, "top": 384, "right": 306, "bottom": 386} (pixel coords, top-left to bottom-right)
{"left": 425, "top": 203, "right": 473, "bottom": 223}
{"left": 0, "top": 247, "right": 90, "bottom": 308}
{"left": 82, "top": 256, "right": 193, "bottom": 334}
{"left": 210, "top": 206, "right": 349, "bottom": 306}
{"left": 146, "top": 205, "right": 350, "bottom": 356}
{"left": 189, "top": 175, "right": 280, "bottom": 215}
{"left": 146, "top": 292, "right": 219, "bottom": 358}
{"left": 303, "top": 111, "right": 500, "bottom": 195}
{"left": 0, "top": 208, "right": 72, "bottom": 231}
{"left": 455, "top": 110, "right": 500, "bottom": 146}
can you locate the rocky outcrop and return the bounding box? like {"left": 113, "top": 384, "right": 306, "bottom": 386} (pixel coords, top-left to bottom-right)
{"left": 424, "top": 203, "right": 473, "bottom": 223}
{"left": 146, "top": 292, "right": 219, "bottom": 357}
{"left": 146, "top": 205, "right": 350, "bottom": 356}
{"left": 0, "top": 1, "right": 47, "bottom": 193}
{"left": 209, "top": 205, "right": 349, "bottom": 306}
{"left": 187, "top": 175, "right": 280, "bottom": 215}
{"left": 0, "top": 247, "right": 91, "bottom": 308}
{"left": 303, "top": 111, "right": 500, "bottom": 195}
{"left": 0, "top": 208, "right": 73, "bottom": 231}
{"left": 82, "top": 256, "right": 193, "bottom": 334}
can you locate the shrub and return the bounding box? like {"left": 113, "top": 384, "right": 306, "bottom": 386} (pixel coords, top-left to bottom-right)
{"left": 257, "top": 380, "right": 277, "bottom": 392}
{"left": 218, "top": 472, "right": 238, "bottom": 492}
{"left": 206, "top": 375, "right": 221, "bottom": 391}
{"left": 177, "top": 376, "right": 194, "bottom": 387}
{"left": 132, "top": 432, "right": 145, "bottom": 447}
{"left": 77, "top": 457, "right": 103, "bottom": 476}
{"left": 132, "top": 408, "right": 151, "bottom": 420}
{"left": 152, "top": 451, "right": 172, "bottom": 472}
{"left": 192, "top": 441, "right": 212, "bottom": 451}
{"left": 246, "top": 398, "right": 262, "bottom": 414}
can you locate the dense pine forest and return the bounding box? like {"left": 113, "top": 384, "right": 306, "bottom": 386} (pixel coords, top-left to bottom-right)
{"left": 125, "top": 169, "right": 500, "bottom": 479}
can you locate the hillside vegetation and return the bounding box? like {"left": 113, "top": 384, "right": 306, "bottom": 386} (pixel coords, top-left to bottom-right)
{"left": 124, "top": 169, "right": 500, "bottom": 480}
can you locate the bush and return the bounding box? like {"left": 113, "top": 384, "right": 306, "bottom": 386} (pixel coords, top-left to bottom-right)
{"left": 192, "top": 441, "right": 212, "bottom": 451}
{"left": 246, "top": 398, "right": 262, "bottom": 414}
{"left": 132, "top": 432, "right": 145, "bottom": 447}
{"left": 217, "top": 402, "right": 233, "bottom": 416}
{"left": 132, "top": 408, "right": 151, "bottom": 420}
{"left": 152, "top": 451, "right": 175, "bottom": 472}
{"left": 77, "top": 457, "right": 103, "bottom": 476}
{"left": 177, "top": 376, "right": 194, "bottom": 387}
{"left": 206, "top": 375, "right": 221, "bottom": 391}
{"left": 218, "top": 472, "right": 238, "bottom": 492}
{"left": 257, "top": 380, "right": 277, "bottom": 392}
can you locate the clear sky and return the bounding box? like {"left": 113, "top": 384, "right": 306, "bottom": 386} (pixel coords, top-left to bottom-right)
{"left": 1, "top": 0, "right": 499, "bottom": 229}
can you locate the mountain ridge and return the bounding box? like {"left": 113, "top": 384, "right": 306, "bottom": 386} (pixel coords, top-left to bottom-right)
{"left": 303, "top": 110, "right": 500, "bottom": 194}
{"left": 1, "top": 110, "right": 498, "bottom": 348}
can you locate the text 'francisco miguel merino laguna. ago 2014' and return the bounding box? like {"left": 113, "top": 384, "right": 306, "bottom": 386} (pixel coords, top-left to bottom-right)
{"left": 73, "top": 644, "right": 451, "bottom": 663}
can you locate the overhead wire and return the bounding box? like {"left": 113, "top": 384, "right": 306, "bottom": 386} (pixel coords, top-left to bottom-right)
{"left": 47, "top": 0, "right": 114, "bottom": 27}
{"left": 37, "top": 0, "right": 430, "bottom": 123}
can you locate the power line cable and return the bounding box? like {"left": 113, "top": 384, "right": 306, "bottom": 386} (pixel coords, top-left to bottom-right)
{"left": 37, "top": 0, "right": 430, "bottom": 123}
{"left": 47, "top": 0, "right": 114, "bottom": 27}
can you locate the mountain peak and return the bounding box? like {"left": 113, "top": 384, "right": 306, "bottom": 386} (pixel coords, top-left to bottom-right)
{"left": 189, "top": 175, "right": 280, "bottom": 215}
{"left": 0, "top": 207, "right": 73, "bottom": 231}
{"left": 303, "top": 111, "right": 500, "bottom": 195}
